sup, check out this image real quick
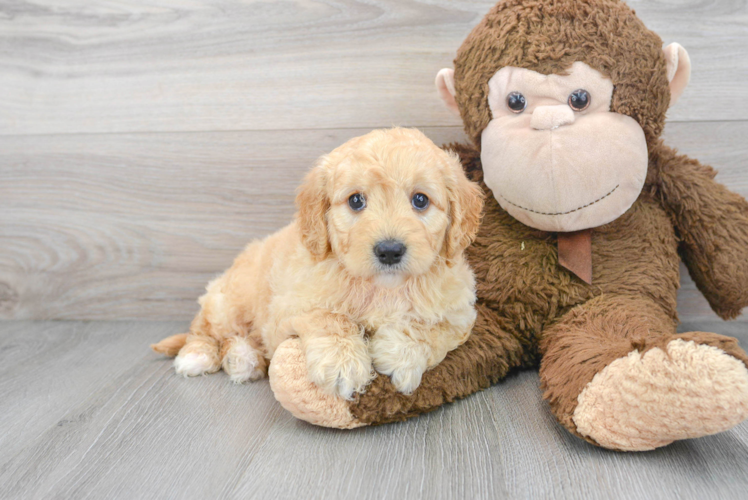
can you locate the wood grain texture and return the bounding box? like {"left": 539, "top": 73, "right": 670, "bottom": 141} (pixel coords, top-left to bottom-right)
{"left": 0, "top": 0, "right": 746, "bottom": 136}
{"left": 0, "top": 126, "right": 469, "bottom": 320}
{"left": 0, "top": 321, "right": 186, "bottom": 461}
{"left": 2, "top": 122, "right": 748, "bottom": 321}
{"left": 0, "top": 320, "right": 746, "bottom": 500}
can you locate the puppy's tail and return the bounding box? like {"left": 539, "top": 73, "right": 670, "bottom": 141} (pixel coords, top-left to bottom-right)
{"left": 151, "top": 333, "right": 188, "bottom": 357}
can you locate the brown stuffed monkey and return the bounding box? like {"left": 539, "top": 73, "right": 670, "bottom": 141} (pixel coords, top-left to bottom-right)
{"left": 268, "top": 0, "right": 748, "bottom": 451}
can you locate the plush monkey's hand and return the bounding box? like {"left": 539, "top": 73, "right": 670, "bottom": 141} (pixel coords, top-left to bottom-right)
{"left": 269, "top": 303, "right": 526, "bottom": 428}
{"left": 656, "top": 143, "right": 748, "bottom": 319}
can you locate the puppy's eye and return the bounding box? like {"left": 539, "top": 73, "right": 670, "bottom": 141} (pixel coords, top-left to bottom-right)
{"left": 412, "top": 193, "right": 429, "bottom": 210}
{"left": 506, "top": 92, "right": 527, "bottom": 113}
{"left": 568, "top": 89, "right": 591, "bottom": 111}
{"left": 348, "top": 193, "right": 366, "bottom": 211}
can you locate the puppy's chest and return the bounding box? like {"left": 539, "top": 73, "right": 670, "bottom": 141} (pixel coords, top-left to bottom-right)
{"left": 354, "top": 288, "right": 425, "bottom": 330}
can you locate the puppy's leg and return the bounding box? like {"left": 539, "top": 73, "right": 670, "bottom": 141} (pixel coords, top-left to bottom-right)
{"left": 174, "top": 334, "right": 222, "bottom": 377}
{"left": 370, "top": 319, "right": 472, "bottom": 394}
{"left": 220, "top": 336, "right": 268, "bottom": 384}
{"left": 292, "top": 311, "right": 374, "bottom": 400}
{"left": 174, "top": 272, "right": 253, "bottom": 379}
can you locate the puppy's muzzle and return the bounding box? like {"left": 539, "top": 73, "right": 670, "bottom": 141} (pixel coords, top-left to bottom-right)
{"left": 374, "top": 239, "right": 406, "bottom": 266}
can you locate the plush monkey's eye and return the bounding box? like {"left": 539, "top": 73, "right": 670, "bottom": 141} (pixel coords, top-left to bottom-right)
{"left": 412, "top": 193, "right": 429, "bottom": 210}
{"left": 506, "top": 92, "right": 527, "bottom": 113}
{"left": 348, "top": 193, "right": 366, "bottom": 211}
{"left": 568, "top": 89, "right": 591, "bottom": 111}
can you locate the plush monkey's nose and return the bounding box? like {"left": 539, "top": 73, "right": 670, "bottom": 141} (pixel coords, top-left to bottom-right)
{"left": 374, "top": 240, "right": 406, "bottom": 265}
{"left": 530, "top": 105, "right": 575, "bottom": 130}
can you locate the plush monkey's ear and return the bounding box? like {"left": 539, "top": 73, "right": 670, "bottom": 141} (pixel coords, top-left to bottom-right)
{"left": 663, "top": 43, "right": 691, "bottom": 107}
{"left": 436, "top": 68, "right": 460, "bottom": 117}
{"left": 295, "top": 160, "right": 331, "bottom": 260}
{"left": 444, "top": 153, "right": 484, "bottom": 260}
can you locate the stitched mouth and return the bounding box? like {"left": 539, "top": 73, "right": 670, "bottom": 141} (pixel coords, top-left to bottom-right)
{"left": 497, "top": 184, "right": 619, "bottom": 216}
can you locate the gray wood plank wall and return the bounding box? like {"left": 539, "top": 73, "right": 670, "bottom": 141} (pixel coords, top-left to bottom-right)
{"left": 2, "top": 0, "right": 748, "bottom": 321}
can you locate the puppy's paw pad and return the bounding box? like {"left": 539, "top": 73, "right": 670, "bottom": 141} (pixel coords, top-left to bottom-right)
{"left": 174, "top": 352, "right": 220, "bottom": 377}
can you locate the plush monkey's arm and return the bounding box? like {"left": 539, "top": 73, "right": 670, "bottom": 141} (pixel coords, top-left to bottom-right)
{"left": 653, "top": 142, "right": 748, "bottom": 319}
{"left": 350, "top": 302, "right": 527, "bottom": 425}
{"left": 269, "top": 302, "right": 528, "bottom": 427}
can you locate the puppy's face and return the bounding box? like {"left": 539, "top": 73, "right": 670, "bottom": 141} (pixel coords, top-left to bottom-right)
{"left": 296, "top": 129, "right": 483, "bottom": 285}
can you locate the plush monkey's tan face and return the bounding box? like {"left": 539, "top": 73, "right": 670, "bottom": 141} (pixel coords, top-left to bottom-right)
{"left": 436, "top": 29, "right": 690, "bottom": 232}
{"left": 480, "top": 62, "right": 648, "bottom": 232}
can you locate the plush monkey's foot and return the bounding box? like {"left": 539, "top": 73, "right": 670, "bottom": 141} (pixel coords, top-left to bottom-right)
{"left": 268, "top": 339, "right": 365, "bottom": 429}
{"left": 573, "top": 339, "right": 748, "bottom": 451}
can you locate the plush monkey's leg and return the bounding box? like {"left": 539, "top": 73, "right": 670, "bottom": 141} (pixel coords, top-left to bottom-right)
{"left": 269, "top": 303, "right": 528, "bottom": 427}
{"left": 540, "top": 294, "right": 748, "bottom": 451}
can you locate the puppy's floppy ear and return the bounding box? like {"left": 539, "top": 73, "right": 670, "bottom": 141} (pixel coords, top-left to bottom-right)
{"left": 444, "top": 152, "right": 484, "bottom": 260}
{"left": 296, "top": 158, "right": 331, "bottom": 260}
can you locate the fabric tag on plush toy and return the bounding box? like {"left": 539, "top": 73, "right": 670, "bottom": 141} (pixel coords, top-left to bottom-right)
{"left": 557, "top": 229, "right": 593, "bottom": 284}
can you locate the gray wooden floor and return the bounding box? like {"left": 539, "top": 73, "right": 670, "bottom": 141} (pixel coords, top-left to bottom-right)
{"left": 1, "top": 319, "right": 747, "bottom": 500}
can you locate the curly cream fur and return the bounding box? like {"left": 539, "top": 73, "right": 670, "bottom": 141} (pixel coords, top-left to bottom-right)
{"left": 153, "top": 128, "right": 483, "bottom": 399}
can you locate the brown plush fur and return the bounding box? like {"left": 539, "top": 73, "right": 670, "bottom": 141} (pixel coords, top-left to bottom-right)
{"left": 454, "top": 0, "right": 670, "bottom": 147}
{"left": 339, "top": 0, "right": 748, "bottom": 442}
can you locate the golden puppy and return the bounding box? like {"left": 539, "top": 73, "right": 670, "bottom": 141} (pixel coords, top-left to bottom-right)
{"left": 152, "top": 128, "right": 483, "bottom": 398}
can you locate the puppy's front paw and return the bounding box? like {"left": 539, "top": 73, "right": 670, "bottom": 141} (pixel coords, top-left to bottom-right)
{"left": 369, "top": 330, "right": 430, "bottom": 395}
{"left": 389, "top": 364, "right": 427, "bottom": 395}
{"left": 304, "top": 335, "right": 374, "bottom": 400}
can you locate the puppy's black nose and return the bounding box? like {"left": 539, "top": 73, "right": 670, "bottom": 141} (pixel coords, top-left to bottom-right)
{"left": 374, "top": 240, "right": 406, "bottom": 265}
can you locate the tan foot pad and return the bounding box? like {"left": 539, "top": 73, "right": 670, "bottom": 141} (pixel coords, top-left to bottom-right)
{"left": 573, "top": 339, "right": 748, "bottom": 451}
{"left": 268, "top": 338, "right": 365, "bottom": 429}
